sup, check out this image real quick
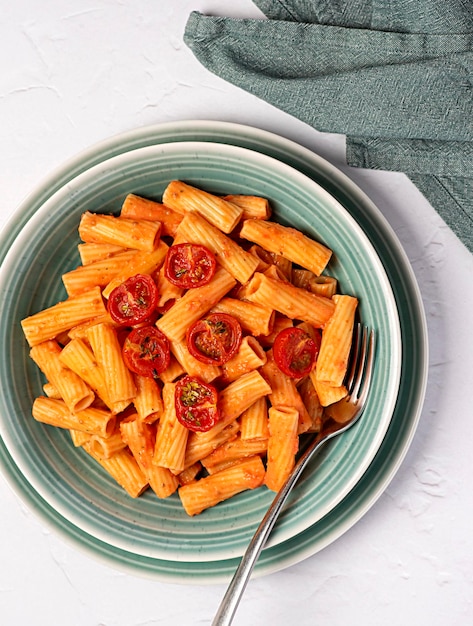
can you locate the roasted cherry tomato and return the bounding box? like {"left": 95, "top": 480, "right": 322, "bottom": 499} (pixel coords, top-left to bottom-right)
{"left": 175, "top": 375, "right": 219, "bottom": 432}
{"left": 186, "top": 313, "right": 242, "bottom": 366}
{"left": 122, "top": 326, "right": 170, "bottom": 378}
{"left": 273, "top": 326, "right": 321, "bottom": 378}
{"left": 107, "top": 274, "right": 158, "bottom": 326}
{"left": 164, "top": 243, "right": 216, "bottom": 288}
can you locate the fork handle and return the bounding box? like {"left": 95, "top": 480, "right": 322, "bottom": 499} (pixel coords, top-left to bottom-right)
{"left": 212, "top": 434, "right": 325, "bottom": 626}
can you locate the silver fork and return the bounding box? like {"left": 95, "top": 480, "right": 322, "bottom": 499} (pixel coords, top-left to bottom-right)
{"left": 212, "top": 324, "right": 376, "bottom": 626}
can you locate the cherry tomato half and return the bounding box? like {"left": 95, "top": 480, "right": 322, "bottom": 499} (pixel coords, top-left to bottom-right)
{"left": 186, "top": 313, "right": 242, "bottom": 366}
{"left": 122, "top": 326, "right": 170, "bottom": 378}
{"left": 164, "top": 243, "right": 216, "bottom": 288}
{"left": 175, "top": 375, "right": 220, "bottom": 432}
{"left": 273, "top": 326, "right": 321, "bottom": 378}
{"left": 107, "top": 274, "right": 158, "bottom": 326}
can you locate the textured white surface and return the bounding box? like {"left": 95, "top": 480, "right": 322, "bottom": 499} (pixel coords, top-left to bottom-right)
{"left": 1, "top": 1, "right": 472, "bottom": 625}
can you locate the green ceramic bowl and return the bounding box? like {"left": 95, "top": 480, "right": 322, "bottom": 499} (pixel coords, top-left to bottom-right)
{"left": 0, "top": 140, "right": 401, "bottom": 565}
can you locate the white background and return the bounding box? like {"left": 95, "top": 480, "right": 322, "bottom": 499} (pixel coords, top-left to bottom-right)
{"left": 1, "top": 1, "right": 472, "bottom": 625}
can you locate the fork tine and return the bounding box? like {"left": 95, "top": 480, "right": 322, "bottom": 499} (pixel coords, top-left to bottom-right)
{"left": 345, "top": 322, "right": 362, "bottom": 392}
{"left": 346, "top": 324, "right": 375, "bottom": 405}
{"left": 349, "top": 325, "right": 368, "bottom": 400}
{"left": 356, "top": 329, "right": 375, "bottom": 407}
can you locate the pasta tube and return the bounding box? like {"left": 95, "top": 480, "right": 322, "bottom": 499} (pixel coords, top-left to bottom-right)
{"left": 260, "top": 353, "right": 312, "bottom": 434}
{"left": 62, "top": 250, "right": 138, "bottom": 296}
{"left": 221, "top": 336, "right": 267, "bottom": 383}
{"left": 264, "top": 406, "right": 299, "bottom": 492}
{"left": 204, "top": 370, "right": 271, "bottom": 439}
{"left": 79, "top": 212, "right": 161, "bottom": 251}
{"left": 223, "top": 194, "right": 271, "bottom": 220}
{"left": 174, "top": 212, "right": 259, "bottom": 284}
{"left": 21, "top": 286, "right": 107, "bottom": 347}
{"left": 177, "top": 462, "right": 202, "bottom": 486}
{"left": 86, "top": 323, "right": 136, "bottom": 406}
{"left": 240, "top": 218, "right": 332, "bottom": 276}
{"left": 183, "top": 422, "right": 240, "bottom": 469}
{"left": 29, "top": 340, "right": 95, "bottom": 412}
{"left": 315, "top": 294, "right": 358, "bottom": 387}
{"left": 120, "top": 193, "right": 183, "bottom": 237}
{"left": 240, "top": 397, "right": 270, "bottom": 441}
{"left": 178, "top": 455, "right": 265, "bottom": 516}
{"left": 244, "top": 273, "right": 335, "bottom": 328}
{"left": 120, "top": 416, "right": 179, "bottom": 498}
{"left": 156, "top": 266, "right": 183, "bottom": 308}
{"left": 42, "top": 382, "right": 61, "bottom": 399}
{"left": 78, "top": 242, "right": 127, "bottom": 265}
{"left": 292, "top": 270, "right": 338, "bottom": 298}
{"left": 87, "top": 430, "right": 128, "bottom": 459}
{"left": 156, "top": 267, "right": 236, "bottom": 343}
{"left": 298, "top": 377, "right": 324, "bottom": 433}
{"left": 32, "top": 397, "right": 115, "bottom": 438}
{"left": 162, "top": 180, "right": 243, "bottom": 233}
{"left": 201, "top": 436, "right": 268, "bottom": 474}
{"left": 83, "top": 444, "right": 148, "bottom": 498}
{"left": 153, "top": 383, "right": 189, "bottom": 474}
{"left": 311, "top": 378, "right": 348, "bottom": 407}
{"left": 170, "top": 337, "right": 221, "bottom": 383}
{"left": 69, "top": 429, "right": 91, "bottom": 447}
{"left": 59, "top": 337, "right": 125, "bottom": 413}
{"left": 133, "top": 374, "right": 163, "bottom": 422}
{"left": 102, "top": 241, "right": 168, "bottom": 298}
{"left": 159, "top": 355, "right": 185, "bottom": 383}
{"left": 210, "top": 297, "right": 275, "bottom": 337}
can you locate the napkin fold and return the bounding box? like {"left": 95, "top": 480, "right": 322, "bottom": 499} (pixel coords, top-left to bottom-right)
{"left": 184, "top": 1, "right": 473, "bottom": 253}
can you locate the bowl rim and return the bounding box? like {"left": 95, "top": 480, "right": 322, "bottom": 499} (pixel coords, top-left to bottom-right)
{"left": 2, "top": 122, "right": 428, "bottom": 580}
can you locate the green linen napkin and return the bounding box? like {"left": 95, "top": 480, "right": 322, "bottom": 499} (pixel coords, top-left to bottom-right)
{"left": 184, "top": 1, "right": 473, "bottom": 253}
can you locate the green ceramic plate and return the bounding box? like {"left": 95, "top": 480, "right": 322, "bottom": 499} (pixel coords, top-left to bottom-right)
{"left": 0, "top": 121, "right": 427, "bottom": 582}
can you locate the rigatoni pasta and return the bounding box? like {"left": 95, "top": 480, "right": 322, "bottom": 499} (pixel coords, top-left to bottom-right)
{"left": 79, "top": 211, "right": 162, "bottom": 251}
{"left": 59, "top": 337, "right": 126, "bottom": 414}
{"left": 133, "top": 374, "right": 164, "bottom": 423}
{"left": 178, "top": 456, "right": 266, "bottom": 516}
{"left": 83, "top": 444, "right": 149, "bottom": 498}
{"left": 21, "top": 181, "right": 360, "bottom": 514}
{"left": 156, "top": 267, "right": 236, "bottom": 343}
{"left": 221, "top": 336, "right": 267, "bottom": 383}
{"left": 78, "top": 242, "right": 129, "bottom": 265}
{"left": 240, "top": 396, "right": 270, "bottom": 441}
{"left": 32, "top": 397, "right": 115, "bottom": 438}
{"left": 264, "top": 406, "right": 299, "bottom": 492}
{"left": 120, "top": 193, "right": 183, "bottom": 238}
{"left": 21, "top": 286, "right": 107, "bottom": 347}
{"left": 240, "top": 218, "right": 332, "bottom": 276}
{"left": 153, "top": 383, "right": 189, "bottom": 474}
{"left": 162, "top": 180, "right": 243, "bottom": 233}
{"left": 223, "top": 194, "right": 271, "bottom": 220}
{"left": 315, "top": 294, "right": 358, "bottom": 387}
{"left": 120, "top": 416, "right": 179, "bottom": 498}
{"left": 244, "top": 272, "right": 335, "bottom": 328}
{"left": 87, "top": 429, "right": 128, "bottom": 459}
{"left": 102, "top": 242, "right": 168, "bottom": 298}
{"left": 62, "top": 250, "right": 138, "bottom": 296}
{"left": 210, "top": 297, "right": 275, "bottom": 337}
{"left": 29, "top": 340, "right": 94, "bottom": 413}
{"left": 174, "top": 212, "right": 259, "bottom": 284}
{"left": 86, "top": 322, "right": 136, "bottom": 407}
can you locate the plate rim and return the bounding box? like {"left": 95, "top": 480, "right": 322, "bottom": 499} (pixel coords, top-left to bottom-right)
{"left": 0, "top": 120, "right": 428, "bottom": 583}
